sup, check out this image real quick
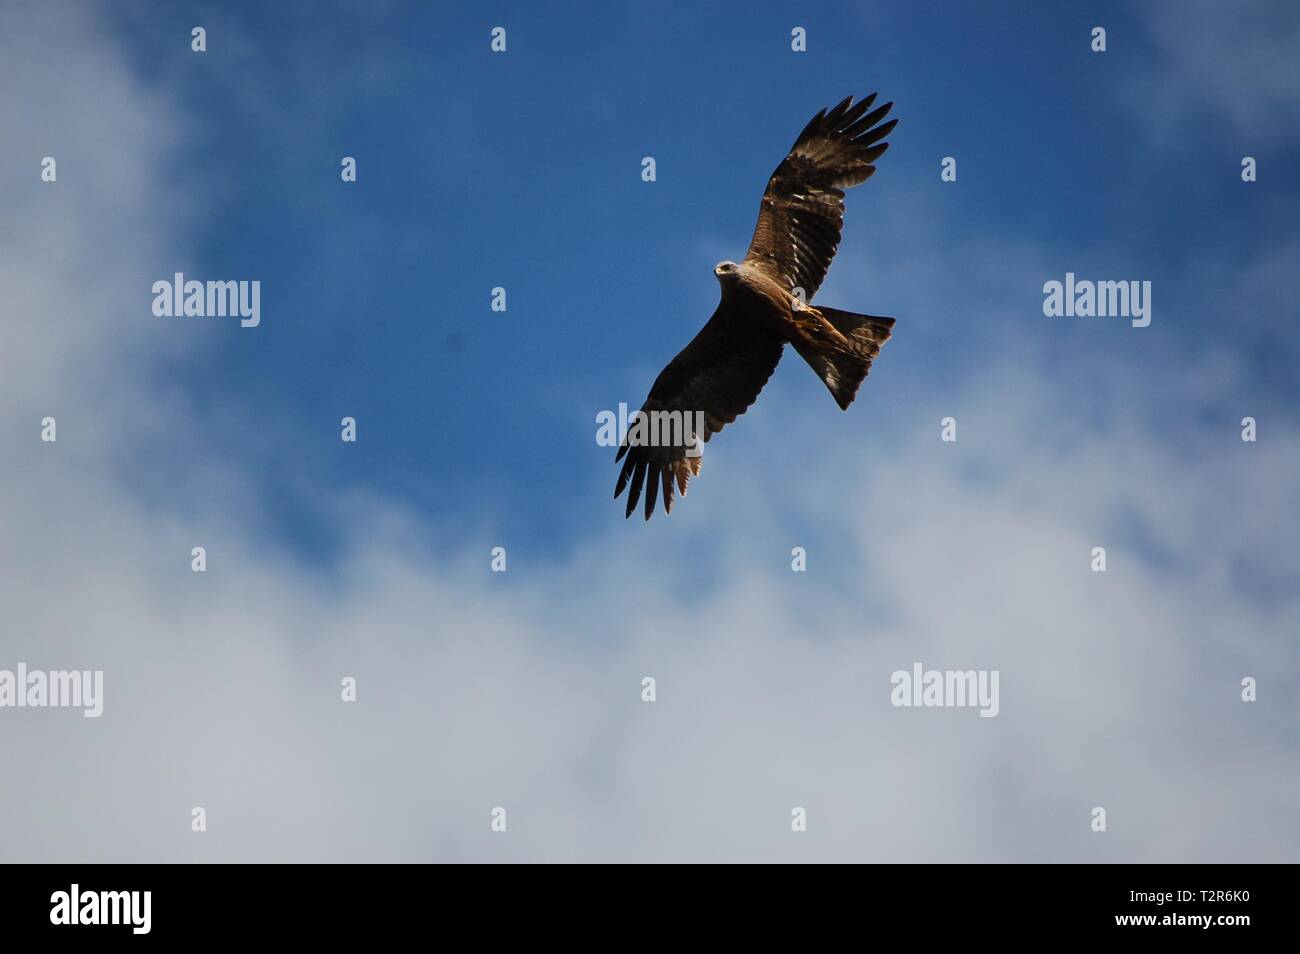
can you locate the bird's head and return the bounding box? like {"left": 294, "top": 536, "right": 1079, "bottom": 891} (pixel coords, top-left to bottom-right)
{"left": 713, "top": 260, "right": 741, "bottom": 283}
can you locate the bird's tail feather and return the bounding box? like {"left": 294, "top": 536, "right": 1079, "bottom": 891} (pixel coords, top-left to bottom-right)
{"left": 818, "top": 306, "right": 895, "bottom": 349}
{"left": 792, "top": 306, "right": 894, "bottom": 410}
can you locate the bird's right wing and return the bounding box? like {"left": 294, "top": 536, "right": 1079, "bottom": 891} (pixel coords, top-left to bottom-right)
{"left": 742, "top": 94, "right": 896, "bottom": 301}
{"left": 615, "top": 305, "right": 784, "bottom": 520}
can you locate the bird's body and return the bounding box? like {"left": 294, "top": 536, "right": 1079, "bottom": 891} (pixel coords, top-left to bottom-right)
{"left": 616, "top": 94, "right": 898, "bottom": 519}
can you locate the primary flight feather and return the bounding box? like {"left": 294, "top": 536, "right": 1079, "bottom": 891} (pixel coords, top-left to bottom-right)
{"left": 615, "top": 94, "right": 898, "bottom": 520}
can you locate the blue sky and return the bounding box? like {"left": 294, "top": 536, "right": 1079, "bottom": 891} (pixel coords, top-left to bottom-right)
{"left": 100, "top": 0, "right": 1298, "bottom": 558}
{"left": 2, "top": 1, "right": 1297, "bottom": 862}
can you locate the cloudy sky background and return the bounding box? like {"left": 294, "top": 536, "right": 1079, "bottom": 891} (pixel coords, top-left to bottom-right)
{"left": 1, "top": 0, "right": 1297, "bottom": 862}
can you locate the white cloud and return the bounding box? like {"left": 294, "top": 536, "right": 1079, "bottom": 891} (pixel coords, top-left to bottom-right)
{"left": 1130, "top": 0, "right": 1300, "bottom": 147}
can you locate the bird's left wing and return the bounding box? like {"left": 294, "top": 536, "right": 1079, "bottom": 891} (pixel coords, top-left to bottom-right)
{"left": 615, "top": 305, "right": 784, "bottom": 520}
{"left": 742, "top": 94, "right": 896, "bottom": 301}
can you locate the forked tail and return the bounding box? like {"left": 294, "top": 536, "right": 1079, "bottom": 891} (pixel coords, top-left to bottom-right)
{"left": 791, "top": 306, "right": 895, "bottom": 410}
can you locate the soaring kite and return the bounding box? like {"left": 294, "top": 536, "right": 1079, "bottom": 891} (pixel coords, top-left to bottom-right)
{"left": 615, "top": 94, "right": 898, "bottom": 519}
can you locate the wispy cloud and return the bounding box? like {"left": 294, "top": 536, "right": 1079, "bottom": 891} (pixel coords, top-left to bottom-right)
{"left": 1129, "top": 0, "right": 1300, "bottom": 147}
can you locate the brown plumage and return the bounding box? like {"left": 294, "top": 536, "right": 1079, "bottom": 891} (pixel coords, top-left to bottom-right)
{"left": 615, "top": 94, "right": 898, "bottom": 520}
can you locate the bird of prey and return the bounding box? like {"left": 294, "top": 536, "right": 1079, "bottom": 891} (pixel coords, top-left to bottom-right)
{"left": 615, "top": 93, "right": 898, "bottom": 519}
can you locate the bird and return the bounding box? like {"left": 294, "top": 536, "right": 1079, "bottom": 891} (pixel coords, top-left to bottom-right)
{"left": 615, "top": 93, "right": 898, "bottom": 520}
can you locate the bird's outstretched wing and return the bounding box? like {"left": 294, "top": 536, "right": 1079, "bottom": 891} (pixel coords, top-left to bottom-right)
{"left": 615, "top": 306, "right": 784, "bottom": 520}
{"left": 743, "top": 94, "right": 896, "bottom": 300}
